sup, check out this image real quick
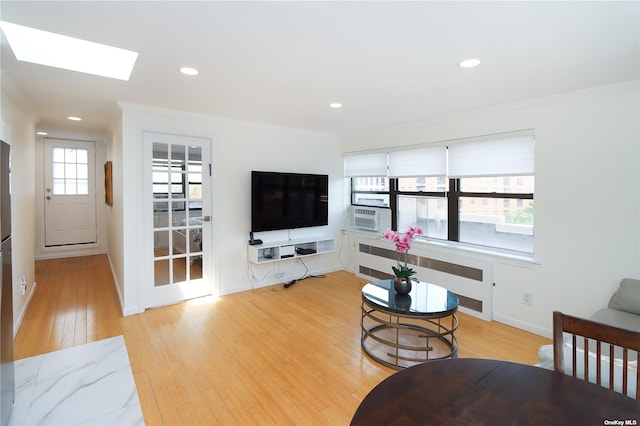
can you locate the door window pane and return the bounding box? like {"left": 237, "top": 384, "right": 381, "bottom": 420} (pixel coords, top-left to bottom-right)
{"left": 77, "top": 180, "right": 88, "bottom": 195}
{"left": 173, "top": 257, "right": 187, "bottom": 283}
{"left": 189, "top": 257, "right": 202, "bottom": 280}
{"left": 76, "top": 149, "right": 88, "bottom": 163}
{"left": 51, "top": 147, "right": 89, "bottom": 195}
{"left": 154, "top": 259, "right": 170, "bottom": 287}
{"left": 53, "top": 163, "right": 64, "bottom": 179}
{"left": 77, "top": 164, "right": 88, "bottom": 179}
{"left": 65, "top": 180, "right": 76, "bottom": 194}
{"left": 52, "top": 147, "right": 65, "bottom": 162}
{"left": 152, "top": 140, "right": 206, "bottom": 287}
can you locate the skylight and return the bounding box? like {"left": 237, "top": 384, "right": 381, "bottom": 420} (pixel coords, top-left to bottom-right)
{"left": 0, "top": 21, "right": 138, "bottom": 81}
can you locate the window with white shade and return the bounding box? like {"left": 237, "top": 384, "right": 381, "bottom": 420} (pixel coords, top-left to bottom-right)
{"left": 344, "top": 152, "right": 387, "bottom": 177}
{"left": 347, "top": 130, "right": 535, "bottom": 254}
{"left": 346, "top": 152, "right": 390, "bottom": 207}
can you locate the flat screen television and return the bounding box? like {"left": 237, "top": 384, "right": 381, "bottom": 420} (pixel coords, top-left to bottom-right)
{"left": 251, "top": 171, "right": 329, "bottom": 232}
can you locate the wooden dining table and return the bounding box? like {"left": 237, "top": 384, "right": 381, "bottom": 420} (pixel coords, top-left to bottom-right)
{"left": 351, "top": 358, "right": 640, "bottom": 425}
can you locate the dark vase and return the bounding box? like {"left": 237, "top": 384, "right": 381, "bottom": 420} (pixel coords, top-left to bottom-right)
{"left": 393, "top": 294, "right": 412, "bottom": 310}
{"left": 393, "top": 277, "right": 412, "bottom": 296}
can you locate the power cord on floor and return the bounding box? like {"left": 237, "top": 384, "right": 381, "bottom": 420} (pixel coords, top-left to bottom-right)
{"left": 283, "top": 274, "right": 326, "bottom": 288}
{"left": 283, "top": 257, "right": 325, "bottom": 288}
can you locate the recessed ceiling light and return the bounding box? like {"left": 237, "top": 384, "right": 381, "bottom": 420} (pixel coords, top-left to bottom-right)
{"left": 180, "top": 67, "right": 199, "bottom": 76}
{"left": 329, "top": 103, "right": 343, "bottom": 109}
{"left": 0, "top": 20, "right": 138, "bottom": 80}
{"left": 67, "top": 116, "right": 82, "bottom": 121}
{"left": 36, "top": 131, "right": 48, "bottom": 136}
{"left": 459, "top": 58, "right": 481, "bottom": 68}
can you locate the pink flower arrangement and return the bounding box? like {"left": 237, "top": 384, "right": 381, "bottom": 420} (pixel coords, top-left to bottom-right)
{"left": 383, "top": 226, "right": 424, "bottom": 279}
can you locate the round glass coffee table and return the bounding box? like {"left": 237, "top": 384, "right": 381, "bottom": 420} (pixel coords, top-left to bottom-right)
{"left": 360, "top": 279, "right": 459, "bottom": 369}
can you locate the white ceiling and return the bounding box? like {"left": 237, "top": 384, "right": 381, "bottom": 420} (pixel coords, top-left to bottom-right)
{"left": 1, "top": 1, "right": 638, "bottom": 136}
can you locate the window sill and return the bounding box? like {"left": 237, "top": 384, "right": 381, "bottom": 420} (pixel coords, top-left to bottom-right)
{"left": 344, "top": 228, "right": 540, "bottom": 268}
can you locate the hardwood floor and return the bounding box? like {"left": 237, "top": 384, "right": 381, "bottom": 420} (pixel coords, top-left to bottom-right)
{"left": 15, "top": 255, "right": 551, "bottom": 425}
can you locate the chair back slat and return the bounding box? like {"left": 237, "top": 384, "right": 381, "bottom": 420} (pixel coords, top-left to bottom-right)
{"left": 623, "top": 349, "right": 629, "bottom": 396}
{"left": 595, "top": 340, "right": 601, "bottom": 387}
{"left": 552, "top": 311, "right": 640, "bottom": 400}
{"left": 609, "top": 344, "right": 615, "bottom": 391}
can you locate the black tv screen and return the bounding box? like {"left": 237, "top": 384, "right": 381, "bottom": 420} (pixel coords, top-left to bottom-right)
{"left": 251, "top": 171, "right": 329, "bottom": 232}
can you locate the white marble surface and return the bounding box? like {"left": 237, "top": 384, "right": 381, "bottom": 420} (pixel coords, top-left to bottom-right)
{"left": 8, "top": 336, "right": 144, "bottom": 426}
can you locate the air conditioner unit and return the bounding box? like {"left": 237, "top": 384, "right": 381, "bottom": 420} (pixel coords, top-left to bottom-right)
{"left": 349, "top": 206, "right": 381, "bottom": 231}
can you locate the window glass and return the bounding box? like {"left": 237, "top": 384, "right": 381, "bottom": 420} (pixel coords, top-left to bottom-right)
{"left": 352, "top": 177, "right": 389, "bottom": 191}
{"left": 353, "top": 193, "right": 389, "bottom": 207}
{"left": 459, "top": 176, "right": 534, "bottom": 193}
{"left": 397, "top": 177, "right": 448, "bottom": 192}
{"left": 352, "top": 177, "right": 390, "bottom": 207}
{"left": 398, "top": 195, "right": 447, "bottom": 240}
{"left": 459, "top": 197, "right": 533, "bottom": 253}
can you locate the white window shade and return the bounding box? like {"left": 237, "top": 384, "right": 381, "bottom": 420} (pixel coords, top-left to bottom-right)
{"left": 448, "top": 131, "right": 535, "bottom": 177}
{"left": 344, "top": 152, "right": 387, "bottom": 177}
{"left": 388, "top": 145, "right": 446, "bottom": 177}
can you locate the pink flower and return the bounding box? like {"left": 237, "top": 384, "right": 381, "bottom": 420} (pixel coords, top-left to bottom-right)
{"left": 383, "top": 229, "right": 398, "bottom": 242}
{"left": 382, "top": 226, "right": 423, "bottom": 254}
{"left": 382, "top": 225, "right": 423, "bottom": 279}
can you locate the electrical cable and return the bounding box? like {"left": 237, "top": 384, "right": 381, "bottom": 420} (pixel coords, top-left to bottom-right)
{"left": 246, "top": 260, "right": 275, "bottom": 292}
{"left": 283, "top": 257, "right": 325, "bottom": 288}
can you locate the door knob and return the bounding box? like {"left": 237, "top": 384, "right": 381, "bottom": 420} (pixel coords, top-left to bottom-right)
{"left": 203, "top": 216, "right": 211, "bottom": 222}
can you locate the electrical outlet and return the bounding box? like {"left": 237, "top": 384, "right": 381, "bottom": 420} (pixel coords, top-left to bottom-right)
{"left": 20, "top": 275, "right": 27, "bottom": 295}
{"left": 522, "top": 291, "right": 533, "bottom": 306}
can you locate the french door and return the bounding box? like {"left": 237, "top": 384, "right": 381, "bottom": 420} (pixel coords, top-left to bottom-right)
{"left": 143, "top": 132, "right": 213, "bottom": 308}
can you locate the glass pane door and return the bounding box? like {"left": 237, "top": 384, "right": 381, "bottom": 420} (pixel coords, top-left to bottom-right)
{"left": 152, "top": 143, "right": 203, "bottom": 287}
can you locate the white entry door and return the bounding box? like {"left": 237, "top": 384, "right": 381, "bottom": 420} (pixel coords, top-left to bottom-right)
{"left": 44, "top": 138, "right": 97, "bottom": 246}
{"left": 143, "top": 132, "right": 213, "bottom": 308}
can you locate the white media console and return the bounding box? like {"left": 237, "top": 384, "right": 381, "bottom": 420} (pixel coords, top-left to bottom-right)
{"left": 247, "top": 237, "right": 335, "bottom": 264}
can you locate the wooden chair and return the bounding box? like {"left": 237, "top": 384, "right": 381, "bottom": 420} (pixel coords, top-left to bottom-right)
{"left": 553, "top": 311, "right": 640, "bottom": 399}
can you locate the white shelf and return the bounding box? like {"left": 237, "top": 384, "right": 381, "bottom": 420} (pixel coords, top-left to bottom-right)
{"left": 247, "top": 237, "right": 335, "bottom": 264}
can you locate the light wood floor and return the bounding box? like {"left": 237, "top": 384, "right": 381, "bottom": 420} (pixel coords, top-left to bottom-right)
{"left": 15, "top": 255, "right": 551, "bottom": 425}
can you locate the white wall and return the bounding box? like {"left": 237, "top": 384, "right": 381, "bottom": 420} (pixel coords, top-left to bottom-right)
{"left": 341, "top": 81, "right": 640, "bottom": 337}
{"left": 106, "top": 110, "right": 125, "bottom": 310}
{"left": 0, "top": 77, "right": 37, "bottom": 334}
{"left": 114, "top": 103, "right": 343, "bottom": 314}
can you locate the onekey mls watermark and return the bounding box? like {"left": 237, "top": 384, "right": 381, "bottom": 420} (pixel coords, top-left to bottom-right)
{"left": 604, "top": 420, "right": 638, "bottom": 425}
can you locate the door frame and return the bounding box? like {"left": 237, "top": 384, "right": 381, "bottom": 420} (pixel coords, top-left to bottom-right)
{"left": 141, "top": 131, "right": 216, "bottom": 309}
{"left": 35, "top": 136, "right": 106, "bottom": 260}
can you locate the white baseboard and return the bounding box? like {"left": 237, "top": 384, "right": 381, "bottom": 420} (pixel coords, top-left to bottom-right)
{"left": 105, "top": 253, "right": 143, "bottom": 316}
{"left": 493, "top": 313, "right": 552, "bottom": 339}
{"left": 224, "top": 266, "right": 343, "bottom": 296}
{"left": 122, "top": 306, "right": 143, "bottom": 316}
{"left": 13, "top": 281, "right": 37, "bottom": 337}
{"left": 106, "top": 253, "right": 125, "bottom": 315}
{"left": 35, "top": 247, "right": 107, "bottom": 261}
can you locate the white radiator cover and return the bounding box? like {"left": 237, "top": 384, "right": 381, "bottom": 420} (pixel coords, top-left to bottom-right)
{"left": 356, "top": 239, "right": 493, "bottom": 320}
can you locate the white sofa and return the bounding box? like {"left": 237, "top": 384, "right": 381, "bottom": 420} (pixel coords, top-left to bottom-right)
{"left": 537, "top": 278, "right": 640, "bottom": 398}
